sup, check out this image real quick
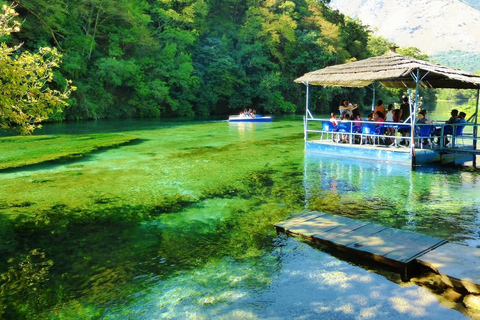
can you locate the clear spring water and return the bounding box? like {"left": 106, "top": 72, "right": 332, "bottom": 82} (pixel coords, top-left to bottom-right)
{"left": 0, "top": 116, "right": 478, "bottom": 319}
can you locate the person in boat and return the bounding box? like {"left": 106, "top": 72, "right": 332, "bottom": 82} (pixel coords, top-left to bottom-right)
{"left": 367, "top": 111, "right": 374, "bottom": 121}
{"left": 352, "top": 108, "right": 363, "bottom": 143}
{"left": 447, "top": 109, "right": 459, "bottom": 124}
{"left": 385, "top": 104, "right": 394, "bottom": 122}
{"left": 416, "top": 110, "right": 433, "bottom": 145}
{"left": 329, "top": 113, "right": 339, "bottom": 142}
{"left": 458, "top": 111, "right": 467, "bottom": 124}
{"left": 330, "top": 113, "right": 338, "bottom": 126}
{"left": 373, "top": 111, "right": 385, "bottom": 125}
{"left": 338, "top": 113, "right": 351, "bottom": 143}
{"left": 435, "top": 109, "right": 459, "bottom": 145}
{"left": 455, "top": 111, "right": 468, "bottom": 142}
{"left": 251, "top": 109, "right": 257, "bottom": 118}
{"left": 399, "top": 97, "right": 410, "bottom": 122}
{"left": 374, "top": 100, "right": 386, "bottom": 117}
{"left": 416, "top": 110, "right": 432, "bottom": 126}
{"left": 352, "top": 108, "right": 362, "bottom": 126}
{"left": 385, "top": 104, "right": 395, "bottom": 137}
{"left": 339, "top": 99, "right": 356, "bottom": 118}
{"left": 393, "top": 109, "right": 401, "bottom": 122}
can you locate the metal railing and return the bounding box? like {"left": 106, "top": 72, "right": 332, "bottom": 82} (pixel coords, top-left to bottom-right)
{"left": 304, "top": 117, "right": 479, "bottom": 151}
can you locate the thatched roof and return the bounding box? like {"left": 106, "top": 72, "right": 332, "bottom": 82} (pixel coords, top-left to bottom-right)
{"left": 295, "top": 51, "right": 480, "bottom": 89}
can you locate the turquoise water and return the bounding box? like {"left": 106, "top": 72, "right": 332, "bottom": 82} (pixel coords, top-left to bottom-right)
{"left": 0, "top": 116, "right": 478, "bottom": 319}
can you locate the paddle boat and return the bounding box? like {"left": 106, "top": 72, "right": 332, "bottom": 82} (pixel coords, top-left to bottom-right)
{"left": 228, "top": 114, "right": 272, "bottom": 122}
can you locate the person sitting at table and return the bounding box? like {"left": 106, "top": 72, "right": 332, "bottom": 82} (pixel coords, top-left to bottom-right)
{"left": 330, "top": 113, "right": 338, "bottom": 126}
{"left": 385, "top": 104, "right": 395, "bottom": 137}
{"left": 416, "top": 110, "right": 432, "bottom": 126}
{"left": 351, "top": 109, "right": 363, "bottom": 143}
{"left": 435, "top": 109, "right": 459, "bottom": 145}
{"left": 339, "top": 99, "right": 357, "bottom": 118}
{"left": 338, "top": 113, "right": 352, "bottom": 143}
{"left": 454, "top": 111, "right": 468, "bottom": 143}
{"left": 416, "top": 110, "right": 433, "bottom": 146}
{"left": 447, "top": 109, "right": 459, "bottom": 124}
{"left": 367, "top": 111, "right": 374, "bottom": 121}
{"left": 458, "top": 111, "right": 467, "bottom": 124}
{"left": 373, "top": 111, "right": 384, "bottom": 125}
{"left": 353, "top": 110, "right": 363, "bottom": 127}
{"left": 399, "top": 97, "right": 410, "bottom": 122}
{"left": 374, "top": 100, "right": 386, "bottom": 117}
{"left": 393, "top": 109, "right": 401, "bottom": 122}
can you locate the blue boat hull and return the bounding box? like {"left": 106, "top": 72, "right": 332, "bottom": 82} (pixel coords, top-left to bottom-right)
{"left": 229, "top": 116, "right": 272, "bottom": 122}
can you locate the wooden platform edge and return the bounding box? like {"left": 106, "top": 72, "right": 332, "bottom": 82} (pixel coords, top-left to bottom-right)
{"left": 274, "top": 212, "right": 450, "bottom": 281}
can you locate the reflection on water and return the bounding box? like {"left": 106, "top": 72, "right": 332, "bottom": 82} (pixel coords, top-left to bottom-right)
{"left": 303, "top": 153, "right": 480, "bottom": 245}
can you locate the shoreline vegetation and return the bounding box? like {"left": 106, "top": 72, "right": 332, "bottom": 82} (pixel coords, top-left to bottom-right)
{"left": 0, "top": 134, "right": 139, "bottom": 170}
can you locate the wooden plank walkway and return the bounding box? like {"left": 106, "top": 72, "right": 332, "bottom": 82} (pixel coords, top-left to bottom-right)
{"left": 274, "top": 211, "right": 448, "bottom": 280}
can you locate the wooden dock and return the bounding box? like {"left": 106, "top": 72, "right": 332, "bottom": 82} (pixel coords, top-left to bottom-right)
{"left": 274, "top": 211, "right": 448, "bottom": 280}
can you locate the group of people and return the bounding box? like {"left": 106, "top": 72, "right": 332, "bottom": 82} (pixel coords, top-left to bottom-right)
{"left": 417, "top": 109, "right": 467, "bottom": 145}
{"left": 240, "top": 108, "right": 257, "bottom": 118}
{"left": 333, "top": 98, "right": 410, "bottom": 125}
{"left": 330, "top": 98, "right": 410, "bottom": 144}
{"left": 329, "top": 97, "right": 467, "bottom": 147}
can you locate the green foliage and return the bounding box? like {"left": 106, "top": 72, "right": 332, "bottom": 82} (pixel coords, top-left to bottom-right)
{"left": 0, "top": 4, "right": 74, "bottom": 135}
{"left": 367, "top": 35, "right": 393, "bottom": 57}
{"left": 0, "top": 249, "right": 53, "bottom": 318}
{"left": 397, "top": 46, "right": 429, "bottom": 61}
{"left": 4, "top": 0, "right": 377, "bottom": 120}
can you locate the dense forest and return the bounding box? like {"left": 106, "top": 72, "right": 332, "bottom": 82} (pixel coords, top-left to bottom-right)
{"left": 3, "top": 0, "right": 436, "bottom": 121}
{"left": 1, "top": 0, "right": 376, "bottom": 120}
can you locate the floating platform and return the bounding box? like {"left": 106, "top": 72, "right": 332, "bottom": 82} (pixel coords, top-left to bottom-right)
{"left": 305, "top": 140, "right": 474, "bottom": 166}
{"left": 275, "top": 211, "right": 449, "bottom": 281}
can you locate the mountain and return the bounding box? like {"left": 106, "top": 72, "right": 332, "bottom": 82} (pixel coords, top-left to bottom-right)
{"left": 328, "top": 0, "right": 480, "bottom": 56}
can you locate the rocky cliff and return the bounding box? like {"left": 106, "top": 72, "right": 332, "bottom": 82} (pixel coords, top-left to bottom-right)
{"left": 328, "top": 0, "right": 480, "bottom": 55}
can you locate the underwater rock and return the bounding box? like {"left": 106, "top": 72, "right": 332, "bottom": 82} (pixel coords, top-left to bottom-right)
{"left": 464, "top": 294, "right": 480, "bottom": 311}
{"left": 444, "top": 288, "right": 463, "bottom": 302}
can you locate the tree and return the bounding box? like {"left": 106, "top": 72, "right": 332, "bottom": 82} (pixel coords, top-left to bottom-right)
{"left": 0, "top": 4, "right": 74, "bottom": 134}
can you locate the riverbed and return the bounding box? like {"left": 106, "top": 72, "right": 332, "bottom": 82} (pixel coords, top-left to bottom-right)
{"left": 0, "top": 116, "right": 478, "bottom": 319}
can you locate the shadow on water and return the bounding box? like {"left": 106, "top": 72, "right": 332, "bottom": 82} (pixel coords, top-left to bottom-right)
{"left": 0, "top": 117, "right": 229, "bottom": 138}
{"left": 36, "top": 117, "right": 228, "bottom": 135}
{"left": 0, "top": 138, "right": 148, "bottom": 174}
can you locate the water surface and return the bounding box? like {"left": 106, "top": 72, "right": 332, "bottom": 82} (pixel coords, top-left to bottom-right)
{"left": 0, "top": 116, "right": 478, "bottom": 319}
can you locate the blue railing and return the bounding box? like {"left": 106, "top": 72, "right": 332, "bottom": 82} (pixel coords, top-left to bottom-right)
{"left": 305, "top": 117, "right": 479, "bottom": 151}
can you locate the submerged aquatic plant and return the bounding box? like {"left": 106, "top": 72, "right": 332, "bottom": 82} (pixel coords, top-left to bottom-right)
{"left": 0, "top": 134, "right": 139, "bottom": 170}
